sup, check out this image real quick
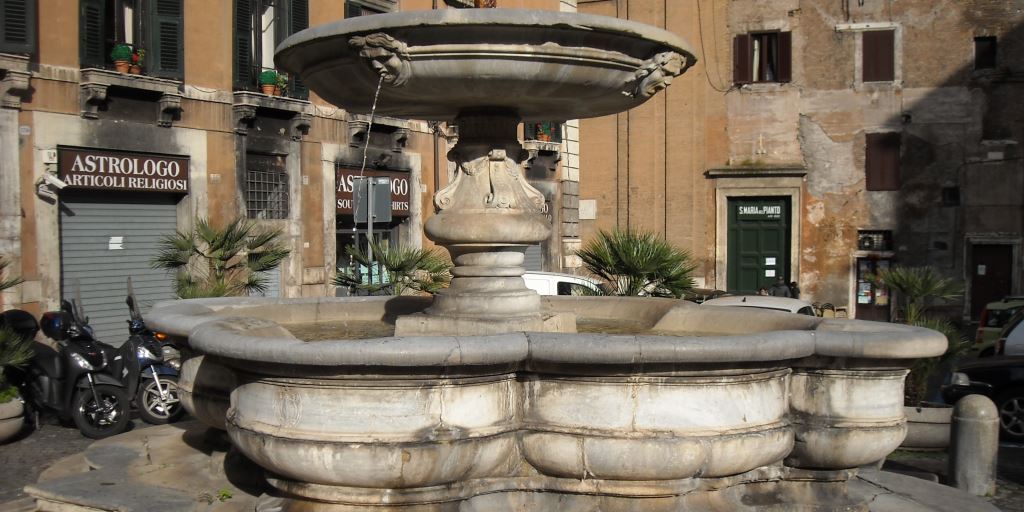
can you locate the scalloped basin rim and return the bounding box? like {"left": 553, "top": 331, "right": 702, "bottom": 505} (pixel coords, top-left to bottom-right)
{"left": 276, "top": 9, "right": 695, "bottom": 65}
{"left": 145, "top": 296, "right": 947, "bottom": 367}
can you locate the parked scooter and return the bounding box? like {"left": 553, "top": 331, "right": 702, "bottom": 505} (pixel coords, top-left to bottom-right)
{"left": 2, "top": 299, "right": 130, "bottom": 439}
{"left": 111, "top": 279, "right": 183, "bottom": 424}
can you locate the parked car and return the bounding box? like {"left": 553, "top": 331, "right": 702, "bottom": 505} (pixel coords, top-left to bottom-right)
{"left": 522, "top": 272, "right": 601, "bottom": 296}
{"left": 996, "top": 310, "right": 1024, "bottom": 357}
{"left": 682, "top": 288, "right": 728, "bottom": 304}
{"left": 942, "top": 356, "right": 1024, "bottom": 441}
{"left": 701, "top": 295, "right": 817, "bottom": 316}
{"left": 972, "top": 296, "right": 1024, "bottom": 357}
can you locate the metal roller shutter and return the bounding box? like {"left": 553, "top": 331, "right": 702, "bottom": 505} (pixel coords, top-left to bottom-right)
{"left": 60, "top": 194, "right": 179, "bottom": 345}
{"left": 523, "top": 244, "right": 543, "bottom": 272}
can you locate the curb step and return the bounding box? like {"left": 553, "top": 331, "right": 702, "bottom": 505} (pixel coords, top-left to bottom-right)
{"left": 0, "top": 497, "right": 36, "bottom": 512}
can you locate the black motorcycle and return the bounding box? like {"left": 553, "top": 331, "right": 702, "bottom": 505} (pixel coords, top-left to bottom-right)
{"left": 3, "top": 300, "right": 130, "bottom": 439}
{"left": 112, "top": 282, "right": 183, "bottom": 424}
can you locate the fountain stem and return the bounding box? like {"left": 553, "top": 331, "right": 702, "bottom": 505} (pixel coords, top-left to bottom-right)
{"left": 395, "top": 111, "right": 562, "bottom": 335}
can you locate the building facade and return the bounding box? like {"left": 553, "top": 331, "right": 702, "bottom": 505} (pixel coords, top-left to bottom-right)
{"left": 0, "top": 0, "right": 577, "bottom": 340}
{"left": 578, "top": 0, "right": 1024, "bottom": 321}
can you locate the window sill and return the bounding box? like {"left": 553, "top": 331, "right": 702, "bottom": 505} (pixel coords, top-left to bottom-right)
{"left": 705, "top": 165, "right": 807, "bottom": 178}
{"left": 855, "top": 80, "right": 902, "bottom": 93}
{"left": 736, "top": 82, "right": 793, "bottom": 93}
{"left": 0, "top": 53, "right": 31, "bottom": 109}
{"left": 232, "top": 91, "right": 313, "bottom": 139}
{"left": 79, "top": 68, "right": 183, "bottom": 126}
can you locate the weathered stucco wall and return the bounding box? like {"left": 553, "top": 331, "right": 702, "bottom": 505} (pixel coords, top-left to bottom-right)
{"left": 578, "top": 0, "right": 1024, "bottom": 316}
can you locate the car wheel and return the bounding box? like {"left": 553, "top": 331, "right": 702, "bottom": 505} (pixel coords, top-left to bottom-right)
{"left": 996, "top": 386, "right": 1024, "bottom": 442}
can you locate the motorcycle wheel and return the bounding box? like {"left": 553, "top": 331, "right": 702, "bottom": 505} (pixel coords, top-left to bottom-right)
{"left": 137, "top": 376, "right": 184, "bottom": 424}
{"left": 71, "top": 384, "right": 130, "bottom": 439}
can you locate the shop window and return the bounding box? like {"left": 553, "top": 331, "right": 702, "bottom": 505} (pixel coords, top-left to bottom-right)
{"left": 79, "top": 0, "right": 183, "bottom": 79}
{"left": 862, "top": 30, "right": 895, "bottom": 82}
{"left": 525, "top": 121, "right": 562, "bottom": 143}
{"left": 246, "top": 153, "right": 289, "bottom": 220}
{"left": 975, "top": 36, "right": 997, "bottom": 70}
{"left": 0, "top": 0, "right": 36, "bottom": 55}
{"left": 233, "top": 0, "right": 308, "bottom": 99}
{"left": 856, "top": 258, "right": 891, "bottom": 322}
{"left": 733, "top": 32, "right": 792, "bottom": 84}
{"left": 865, "top": 132, "right": 900, "bottom": 191}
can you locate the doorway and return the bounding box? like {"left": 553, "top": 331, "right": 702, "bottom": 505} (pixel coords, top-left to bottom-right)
{"left": 727, "top": 197, "right": 790, "bottom": 294}
{"left": 970, "top": 244, "right": 1014, "bottom": 320}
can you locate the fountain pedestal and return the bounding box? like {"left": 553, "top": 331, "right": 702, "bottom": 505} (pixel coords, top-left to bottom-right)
{"left": 395, "top": 112, "right": 574, "bottom": 335}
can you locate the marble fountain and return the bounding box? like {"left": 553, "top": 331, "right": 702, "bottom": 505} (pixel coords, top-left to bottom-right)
{"left": 22, "top": 8, "right": 997, "bottom": 512}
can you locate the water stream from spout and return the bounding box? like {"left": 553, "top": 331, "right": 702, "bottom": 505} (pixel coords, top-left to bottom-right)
{"left": 358, "top": 75, "right": 386, "bottom": 178}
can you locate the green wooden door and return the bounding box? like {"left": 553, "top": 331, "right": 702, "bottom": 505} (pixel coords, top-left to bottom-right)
{"left": 727, "top": 197, "right": 790, "bottom": 293}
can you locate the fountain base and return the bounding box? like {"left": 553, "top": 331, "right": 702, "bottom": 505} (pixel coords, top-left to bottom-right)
{"left": 394, "top": 310, "right": 575, "bottom": 336}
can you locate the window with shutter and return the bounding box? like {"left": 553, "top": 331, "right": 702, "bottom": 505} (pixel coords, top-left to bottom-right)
{"left": 862, "top": 30, "right": 895, "bottom": 82}
{"left": 286, "top": 0, "right": 308, "bottom": 99}
{"left": 733, "top": 32, "right": 791, "bottom": 84}
{"left": 974, "top": 36, "right": 997, "bottom": 70}
{"left": 148, "top": 0, "right": 183, "bottom": 79}
{"left": 0, "top": 0, "right": 36, "bottom": 55}
{"left": 865, "top": 132, "right": 901, "bottom": 191}
{"left": 233, "top": 0, "right": 254, "bottom": 90}
{"left": 79, "top": 0, "right": 107, "bottom": 68}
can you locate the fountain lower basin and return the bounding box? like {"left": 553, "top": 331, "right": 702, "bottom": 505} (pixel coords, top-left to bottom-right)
{"left": 146, "top": 296, "right": 944, "bottom": 510}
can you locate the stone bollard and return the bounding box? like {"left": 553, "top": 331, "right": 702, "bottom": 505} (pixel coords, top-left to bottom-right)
{"left": 949, "top": 394, "right": 999, "bottom": 496}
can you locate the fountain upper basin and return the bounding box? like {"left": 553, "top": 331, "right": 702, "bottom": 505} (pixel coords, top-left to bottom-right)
{"left": 275, "top": 9, "right": 696, "bottom": 121}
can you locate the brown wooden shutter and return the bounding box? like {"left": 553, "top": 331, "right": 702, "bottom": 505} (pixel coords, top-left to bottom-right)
{"left": 866, "top": 132, "right": 901, "bottom": 191}
{"left": 733, "top": 34, "right": 752, "bottom": 84}
{"left": 777, "top": 31, "right": 792, "bottom": 83}
{"left": 862, "top": 30, "right": 895, "bottom": 82}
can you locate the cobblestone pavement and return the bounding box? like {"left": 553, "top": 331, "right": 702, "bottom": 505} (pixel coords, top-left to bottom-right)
{"left": 0, "top": 415, "right": 159, "bottom": 503}
{"left": 886, "top": 444, "right": 1024, "bottom": 511}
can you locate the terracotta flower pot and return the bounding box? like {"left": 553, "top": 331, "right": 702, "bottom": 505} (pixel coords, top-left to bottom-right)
{"left": 129, "top": 65, "right": 142, "bottom": 74}
{"left": 261, "top": 84, "right": 276, "bottom": 95}
{"left": 114, "top": 60, "right": 130, "bottom": 73}
{"left": 0, "top": 397, "right": 24, "bottom": 443}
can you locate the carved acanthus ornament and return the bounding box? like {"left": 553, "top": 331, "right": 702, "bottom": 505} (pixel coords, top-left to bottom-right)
{"left": 435, "top": 148, "right": 545, "bottom": 214}
{"left": 624, "top": 51, "right": 685, "bottom": 98}
{"left": 349, "top": 33, "right": 412, "bottom": 86}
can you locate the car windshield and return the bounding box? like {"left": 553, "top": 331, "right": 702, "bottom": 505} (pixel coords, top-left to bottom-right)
{"left": 987, "top": 307, "right": 1022, "bottom": 328}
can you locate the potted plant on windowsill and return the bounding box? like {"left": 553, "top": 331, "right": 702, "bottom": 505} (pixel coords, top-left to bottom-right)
{"left": 0, "top": 257, "right": 30, "bottom": 444}
{"left": 275, "top": 72, "right": 289, "bottom": 97}
{"left": 259, "top": 70, "right": 279, "bottom": 95}
{"left": 130, "top": 49, "right": 144, "bottom": 75}
{"left": 111, "top": 43, "right": 133, "bottom": 73}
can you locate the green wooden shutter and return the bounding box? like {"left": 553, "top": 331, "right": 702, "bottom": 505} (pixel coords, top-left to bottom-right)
{"left": 233, "top": 0, "right": 254, "bottom": 90}
{"left": 345, "top": 2, "right": 362, "bottom": 18}
{"left": 288, "top": 0, "right": 308, "bottom": 99}
{"left": 79, "top": 0, "right": 106, "bottom": 68}
{"left": 0, "top": 0, "right": 36, "bottom": 55}
{"left": 148, "top": 0, "right": 183, "bottom": 79}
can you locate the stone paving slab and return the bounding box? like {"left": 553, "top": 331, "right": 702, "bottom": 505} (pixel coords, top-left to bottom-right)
{"left": 855, "top": 469, "right": 1001, "bottom": 512}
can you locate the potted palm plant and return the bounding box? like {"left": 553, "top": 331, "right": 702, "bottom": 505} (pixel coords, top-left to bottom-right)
{"left": 575, "top": 228, "right": 697, "bottom": 297}
{"left": 875, "top": 266, "right": 967, "bottom": 449}
{"left": 110, "top": 43, "right": 133, "bottom": 73}
{"left": 259, "top": 70, "right": 279, "bottom": 95}
{"left": 333, "top": 238, "right": 452, "bottom": 296}
{"left": 150, "top": 217, "right": 290, "bottom": 298}
{"left": 0, "top": 257, "right": 30, "bottom": 443}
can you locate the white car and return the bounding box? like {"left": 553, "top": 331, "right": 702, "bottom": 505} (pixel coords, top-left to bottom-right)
{"left": 999, "top": 312, "right": 1024, "bottom": 356}
{"left": 701, "top": 295, "right": 817, "bottom": 316}
{"left": 522, "top": 272, "right": 601, "bottom": 296}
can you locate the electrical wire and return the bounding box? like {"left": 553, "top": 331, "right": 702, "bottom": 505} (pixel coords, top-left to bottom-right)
{"left": 695, "top": 0, "right": 733, "bottom": 93}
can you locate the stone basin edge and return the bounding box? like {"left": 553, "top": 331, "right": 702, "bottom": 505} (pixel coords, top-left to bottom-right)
{"left": 145, "top": 296, "right": 947, "bottom": 367}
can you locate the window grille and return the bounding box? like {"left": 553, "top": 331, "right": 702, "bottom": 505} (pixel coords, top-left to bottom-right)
{"left": 246, "top": 154, "right": 289, "bottom": 219}
{"left": 857, "top": 230, "right": 892, "bottom": 252}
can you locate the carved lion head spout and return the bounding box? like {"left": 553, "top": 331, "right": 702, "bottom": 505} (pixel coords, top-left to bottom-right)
{"left": 348, "top": 33, "right": 412, "bottom": 87}
{"left": 628, "top": 51, "right": 685, "bottom": 98}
